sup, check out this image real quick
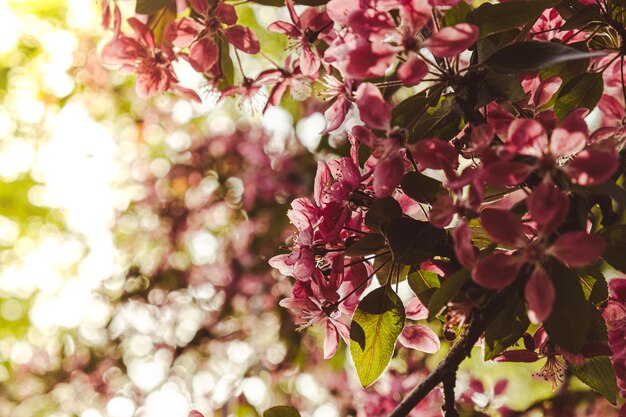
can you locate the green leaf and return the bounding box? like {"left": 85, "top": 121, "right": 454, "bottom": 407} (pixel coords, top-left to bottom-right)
{"left": 365, "top": 197, "right": 403, "bottom": 233}
{"left": 470, "top": 0, "right": 560, "bottom": 37}
{"left": 401, "top": 171, "right": 446, "bottom": 205}
{"left": 391, "top": 86, "right": 444, "bottom": 127}
{"left": 407, "top": 269, "right": 441, "bottom": 305}
{"left": 484, "top": 41, "right": 602, "bottom": 73}
{"left": 428, "top": 269, "right": 470, "bottom": 320}
{"left": 384, "top": 217, "right": 448, "bottom": 265}
{"left": 408, "top": 95, "right": 463, "bottom": 144}
{"left": 373, "top": 254, "right": 409, "bottom": 285}
{"left": 345, "top": 234, "right": 387, "bottom": 257}
{"left": 543, "top": 261, "right": 591, "bottom": 353}
{"left": 136, "top": 0, "right": 169, "bottom": 14}
{"left": 264, "top": 406, "right": 301, "bottom": 417}
{"left": 484, "top": 293, "right": 530, "bottom": 361}
{"left": 475, "top": 70, "right": 527, "bottom": 107}
{"left": 443, "top": 2, "right": 472, "bottom": 27}
{"left": 553, "top": 73, "right": 604, "bottom": 121}
{"left": 579, "top": 267, "right": 609, "bottom": 306}
{"left": 570, "top": 356, "right": 618, "bottom": 404}
{"left": 599, "top": 225, "right": 626, "bottom": 273}
{"left": 350, "top": 286, "right": 405, "bottom": 387}
{"left": 216, "top": 38, "right": 236, "bottom": 88}
{"left": 560, "top": 4, "right": 603, "bottom": 31}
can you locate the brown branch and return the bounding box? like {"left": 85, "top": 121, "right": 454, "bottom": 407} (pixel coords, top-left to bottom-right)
{"left": 389, "top": 309, "right": 491, "bottom": 417}
{"left": 442, "top": 371, "right": 459, "bottom": 417}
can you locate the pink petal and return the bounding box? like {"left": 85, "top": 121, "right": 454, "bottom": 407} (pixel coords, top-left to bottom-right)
{"left": 411, "top": 138, "right": 458, "bottom": 170}
{"left": 224, "top": 25, "right": 260, "bottom": 54}
{"left": 345, "top": 39, "right": 396, "bottom": 79}
{"left": 189, "top": 411, "right": 205, "bottom": 417}
{"left": 286, "top": 0, "right": 301, "bottom": 27}
{"left": 189, "top": 0, "right": 209, "bottom": 15}
{"left": 429, "top": 195, "right": 455, "bottom": 228}
{"left": 188, "top": 38, "right": 218, "bottom": 73}
{"left": 405, "top": 296, "right": 428, "bottom": 320}
{"left": 470, "top": 123, "right": 495, "bottom": 149}
{"left": 324, "top": 320, "right": 340, "bottom": 359}
{"left": 479, "top": 208, "right": 525, "bottom": 246}
{"left": 527, "top": 181, "right": 569, "bottom": 234}
{"left": 267, "top": 21, "right": 300, "bottom": 38}
{"left": 525, "top": 266, "right": 555, "bottom": 324}
{"left": 399, "top": 324, "right": 441, "bottom": 353}
{"left": 482, "top": 161, "right": 534, "bottom": 186}
{"left": 506, "top": 118, "right": 548, "bottom": 157}
{"left": 494, "top": 379, "right": 508, "bottom": 396}
{"left": 164, "top": 18, "right": 201, "bottom": 47}
{"left": 549, "top": 231, "right": 606, "bottom": 267}
{"left": 533, "top": 76, "right": 561, "bottom": 108}
{"left": 424, "top": 23, "right": 478, "bottom": 58}
{"left": 215, "top": 2, "right": 238, "bottom": 25}
{"left": 355, "top": 82, "right": 391, "bottom": 130}
{"left": 127, "top": 17, "right": 155, "bottom": 50}
{"left": 560, "top": 108, "right": 589, "bottom": 134}
{"left": 472, "top": 252, "right": 522, "bottom": 290}
{"left": 549, "top": 128, "right": 586, "bottom": 158}
{"left": 373, "top": 154, "right": 404, "bottom": 197}
{"left": 398, "top": 55, "right": 428, "bottom": 87}
{"left": 300, "top": 45, "right": 320, "bottom": 76}
{"left": 453, "top": 221, "right": 477, "bottom": 269}
{"left": 566, "top": 149, "right": 618, "bottom": 186}
{"left": 322, "top": 95, "right": 351, "bottom": 134}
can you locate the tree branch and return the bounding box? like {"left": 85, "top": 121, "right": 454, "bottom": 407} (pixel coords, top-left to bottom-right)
{"left": 442, "top": 371, "right": 459, "bottom": 417}
{"left": 389, "top": 310, "right": 491, "bottom": 417}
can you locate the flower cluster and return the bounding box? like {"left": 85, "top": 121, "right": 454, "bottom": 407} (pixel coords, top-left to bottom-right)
{"left": 102, "top": 0, "right": 626, "bottom": 414}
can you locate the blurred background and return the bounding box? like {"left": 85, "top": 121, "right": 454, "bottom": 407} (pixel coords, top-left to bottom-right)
{"left": 0, "top": 1, "right": 618, "bottom": 417}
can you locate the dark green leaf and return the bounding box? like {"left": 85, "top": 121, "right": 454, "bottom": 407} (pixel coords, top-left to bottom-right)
{"left": 345, "top": 234, "right": 387, "bottom": 257}
{"left": 560, "top": 4, "right": 603, "bottom": 31}
{"left": 470, "top": 0, "right": 560, "bottom": 37}
{"left": 401, "top": 171, "right": 445, "bottom": 205}
{"left": 484, "top": 41, "right": 602, "bottom": 73}
{"left": 408, "top": 269, "right": 441, "bottom": 305}
{"left": 391, "top": 86, "right": 444, "bottom": 127}
{"left": 586, "top": 306, "right": 609, "bottom": 343}
{"left": 476, "top": 30, "right": 520, "bottom": 63}
{"left": 443, "top": 2, "right": 472, "bottom": 27}
{"left": 484, "top": 293, "right": 530, "bottom": 360}
{"left": 579, "top": 267, "right": 609, "bottom": 306}
{"left": 217, "top": 38, "right": 235, "bottom": 88}
{"left": 136, "top": 0, "right": 169, "bottom": 14}
{"left": 384, "top": 217, "right": 448, "bottom": 265}
{"left": 553, "top": 72, "right": 604, "bottom": 121}
{"left": 365, "top": 197, "right": 403, "bottom": 233}
{"left": 476, "top": 70, "right": 527, "bottom": 106}
{"left": 264, "top": 406, "right": 301, "bottom": 417}
{"left": 570, "top": 356, "right": 618, "bottom": 404}
{"left": 408, "top": 95, "right": 463, "bottom": 144}
{"left": 543, "top": 261, "right": 591, "bottom": 353}
{"left": 599, "top": 225, "right": 626, "bottom": 273}
{"left": 428, "top": 269, "right": 470, "bottom": 320}
{"left": 350, "top": 287, "right": 405, "bottom": 387}
{"left": 375, "top": 258, "right": 410, "bottom": 285}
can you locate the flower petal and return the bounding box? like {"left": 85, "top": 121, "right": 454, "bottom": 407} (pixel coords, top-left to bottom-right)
{"left": 549, "top": 231, "right": 606, "bottom": 267}
{"left": 398, "top": 324, "right": 441, "bottom": 353}
{"left": 479, "top": 208, "right": 525, "bottom": 246}
{"left": 525, "top": 266, "right": 555, "bottom": 324}
{"left": 424, "top": 23, "right": 478, "bottom": 57}
{"left": 472, "top": 252, "right": 522, "bottom": 290}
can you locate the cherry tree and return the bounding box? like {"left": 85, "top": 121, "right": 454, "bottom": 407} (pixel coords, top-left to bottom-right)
{"left": 101, "top": 0, "right": 626, "bottom": 415}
